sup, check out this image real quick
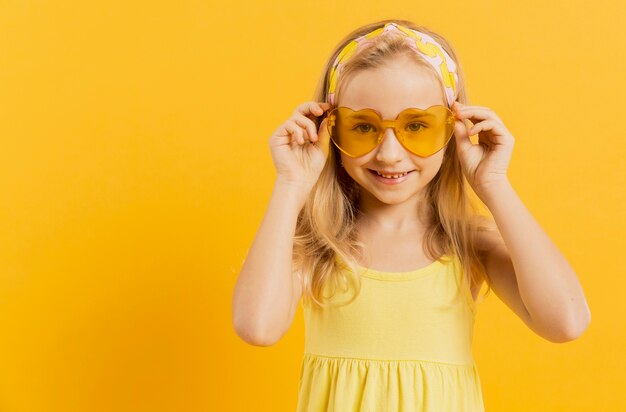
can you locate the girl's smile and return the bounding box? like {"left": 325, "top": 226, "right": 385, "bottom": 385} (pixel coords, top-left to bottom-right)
{"left": 367, "top": 168, "right": 415, "bottom": 184}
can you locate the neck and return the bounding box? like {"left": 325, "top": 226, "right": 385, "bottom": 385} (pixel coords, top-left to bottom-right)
{"left": 357, "top": 189, "right": 432, "bottom": 233}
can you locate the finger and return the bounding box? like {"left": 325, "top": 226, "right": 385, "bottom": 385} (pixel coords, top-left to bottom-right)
{"left": 285, "top": 119, "right": 304, "bottom": 145}
{"left": 269, "top": 134, "right": 291, "bottom": 147}
{"left": 455, "top": 106, "right": 503, "bottom": 125}
{"left": 468, "top": 120, "right": 493, "bottom": 136}
{"left": 310, "top": 101, "right": 333, "bottom": 116}
{"left": 297, "top": 101, "right": 333, "bottom": 118}
{"left": 454, "top": 101, "right": 493, "bottom": 112}
{"left": 281, "top": 121, "right": 298, "bottom": 144}
{"left": 318, "top": 101, "right": 332, "bottom": 111}
{"left": 295, "top": 102, "right": 320, "bottom": 117}
{"left": 468, "top": 120, "right": 510, "bottom": 144}
{"left": 293, "top": 113, "right": 318, "bottom": 142}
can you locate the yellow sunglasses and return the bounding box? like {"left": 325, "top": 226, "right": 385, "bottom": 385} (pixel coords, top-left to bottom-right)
{"left": 326, "top": 105, "right": 456, "bottom": 158}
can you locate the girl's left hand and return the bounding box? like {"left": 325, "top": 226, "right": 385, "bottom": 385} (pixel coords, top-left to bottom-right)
{"left": 451, "top": 101, "right": 514, "bottom": 199}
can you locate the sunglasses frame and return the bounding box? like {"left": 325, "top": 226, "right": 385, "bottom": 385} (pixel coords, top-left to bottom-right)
{"left": 326, "top": 105, "right": 456, "bottom": 158}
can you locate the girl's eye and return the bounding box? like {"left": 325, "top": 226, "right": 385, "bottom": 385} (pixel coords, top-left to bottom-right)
{"left": 354, "top": 123, "right": 377, "bottom": 133}
{"left": 406, "top": 122, "right": 426, "bottom": 132}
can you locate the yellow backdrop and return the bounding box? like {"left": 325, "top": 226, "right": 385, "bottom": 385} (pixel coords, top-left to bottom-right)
{"left": 1, "top": 1, "right": 624, "bottom": 411}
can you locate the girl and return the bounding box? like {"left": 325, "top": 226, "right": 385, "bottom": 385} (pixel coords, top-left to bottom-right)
{"left": 232, "top": 18, "right": 591, "bottom": 411}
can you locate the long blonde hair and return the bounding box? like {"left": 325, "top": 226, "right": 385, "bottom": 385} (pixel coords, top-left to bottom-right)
{"left": 294, "top": 18, "right": 497, "bottom": 310}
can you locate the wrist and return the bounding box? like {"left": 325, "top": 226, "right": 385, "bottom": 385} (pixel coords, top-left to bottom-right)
{"left": 273, "top": 179, "right": 311, "bottom": 209}
{"left": 477, "top": 178, "right": 513, "bottom": 205}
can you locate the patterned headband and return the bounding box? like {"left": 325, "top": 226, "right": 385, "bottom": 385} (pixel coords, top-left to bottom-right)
{"left": 327, "top": 22, "right": 459, "bottom": 108}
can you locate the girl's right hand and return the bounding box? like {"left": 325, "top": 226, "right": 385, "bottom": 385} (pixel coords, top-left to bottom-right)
{"left": 269, "top": 101, "right": 333, "bottom": 194}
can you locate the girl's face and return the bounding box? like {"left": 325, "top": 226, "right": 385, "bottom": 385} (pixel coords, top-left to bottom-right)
{"left": 336, "top": 56, "right": 449, "bottom": 207}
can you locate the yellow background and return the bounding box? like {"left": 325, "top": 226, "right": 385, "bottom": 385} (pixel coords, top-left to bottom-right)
{"left": 1, "top": 1, "right": 624, "bottom": 411}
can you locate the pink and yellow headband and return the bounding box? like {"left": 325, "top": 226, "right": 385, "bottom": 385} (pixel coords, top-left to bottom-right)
{"left": 327, "top": 22, "right": 459, "bottom": 108}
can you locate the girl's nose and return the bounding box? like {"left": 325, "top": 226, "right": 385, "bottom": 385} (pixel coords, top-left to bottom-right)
{"left": 374, "top": 128, "right": 404, "bottom": 163}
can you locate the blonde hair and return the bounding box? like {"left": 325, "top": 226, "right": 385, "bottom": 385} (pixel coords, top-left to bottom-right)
{"left": 294, "top": 18, "right": 497, "bottom": 310}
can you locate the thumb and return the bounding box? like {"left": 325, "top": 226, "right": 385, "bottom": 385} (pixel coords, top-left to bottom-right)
{"left": 453, "top": 117, "right": 473, "bottom": 152}
{"left": 316, "top": 117, "right": 331, "bottom": 158}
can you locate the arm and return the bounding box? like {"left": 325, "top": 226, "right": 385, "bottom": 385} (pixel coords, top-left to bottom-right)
{"left": 480, "top": 179, "right": 591, "bottom": 343}
{"left": 231, "top": 180, "right": 307, "bottom": 347}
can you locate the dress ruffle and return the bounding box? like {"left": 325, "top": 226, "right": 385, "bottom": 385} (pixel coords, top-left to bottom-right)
{"left": 297, "top": 353, "right": 485, "bottom": 412}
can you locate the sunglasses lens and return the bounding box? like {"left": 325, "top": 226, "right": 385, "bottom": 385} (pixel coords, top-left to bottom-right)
{"left": 397, "top": 106, "right": 455, "bottom": 157}
{"left": 328, "top": 107, "right": 381, "bottom": 157}
{"left": 327, "top": 106, "right": 455, "bottom": 157}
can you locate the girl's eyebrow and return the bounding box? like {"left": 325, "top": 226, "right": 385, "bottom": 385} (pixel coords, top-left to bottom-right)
{"left": 347, "top": 107, "right": 438, "bottom": 119}
{"left": 351, "top": 113, "right": 378, "bottom": 120}
{"left": 380, "top": 109, "right": 438, "bottom": 120}
{"left": 405, "top": 111, "right": 436, "bottom": 119}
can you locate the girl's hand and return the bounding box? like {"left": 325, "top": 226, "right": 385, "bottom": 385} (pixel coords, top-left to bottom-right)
{"left": 269, "top": 101, "right": 333, "bottom": 194}
{"left": 451, "top": 101, "right": 515, "bottom": 198}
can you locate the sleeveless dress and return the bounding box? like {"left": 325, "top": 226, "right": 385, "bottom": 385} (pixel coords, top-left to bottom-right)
{"left": 296, "top": 254, "right": 485, "bottom": 411}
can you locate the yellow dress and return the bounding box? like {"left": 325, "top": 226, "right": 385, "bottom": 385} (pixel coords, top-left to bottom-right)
{"left": 296, "top": 254, "right": 485, "bottom": 411}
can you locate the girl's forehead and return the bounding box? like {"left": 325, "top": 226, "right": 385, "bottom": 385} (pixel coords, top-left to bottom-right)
{"left": 336, "top": 65, "right": 446, "bottom": 116}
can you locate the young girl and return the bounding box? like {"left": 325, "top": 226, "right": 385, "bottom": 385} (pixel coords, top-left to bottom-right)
{"left": 232, "top": 18, "right": 591, "bottom": 411}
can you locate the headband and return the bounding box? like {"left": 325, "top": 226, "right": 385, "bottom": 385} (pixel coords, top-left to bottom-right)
{"left": 327, "top": 22, "right": 459, "bottom": 108}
